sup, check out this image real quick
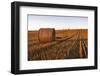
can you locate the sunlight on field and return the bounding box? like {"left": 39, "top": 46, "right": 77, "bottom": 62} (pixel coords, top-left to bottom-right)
{"left": 28, "top": 29, "right": 88, "bottom": 61}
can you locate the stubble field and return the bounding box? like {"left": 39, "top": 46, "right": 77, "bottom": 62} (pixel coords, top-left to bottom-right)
{"left": 28, "top": 29, "right": 88, "bottom": 61}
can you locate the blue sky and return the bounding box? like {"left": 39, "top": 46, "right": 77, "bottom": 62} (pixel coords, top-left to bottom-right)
{"left": 28, "top": 15, "right": 88, "bottom": 30}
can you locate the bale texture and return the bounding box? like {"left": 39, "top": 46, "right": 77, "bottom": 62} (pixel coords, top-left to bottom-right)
{"left": 38, "top": 28, "right": 55, "bottom": 43}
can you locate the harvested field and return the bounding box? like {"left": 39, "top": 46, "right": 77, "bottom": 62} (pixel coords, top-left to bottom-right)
{"left": 28, "top": 29, "right": 88, "bottom": 61}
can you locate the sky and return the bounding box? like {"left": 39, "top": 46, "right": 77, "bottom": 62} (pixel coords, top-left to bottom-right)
{"left": 28, "top": 15, "right": 88, "bottom": 31}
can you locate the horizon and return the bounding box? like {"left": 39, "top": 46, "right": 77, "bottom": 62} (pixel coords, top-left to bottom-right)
{"left": 28, "top": 28, "right": 88, "bottom": 31}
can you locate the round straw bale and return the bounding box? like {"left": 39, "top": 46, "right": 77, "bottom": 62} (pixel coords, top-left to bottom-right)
{"left": 38, "top": 28, "right": 55, "bottom": 43}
